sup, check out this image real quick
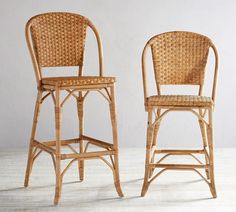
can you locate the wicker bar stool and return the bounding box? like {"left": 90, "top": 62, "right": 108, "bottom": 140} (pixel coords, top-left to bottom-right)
{"left": 24, "top": 12, "right": 123, "bottom": 204}
{"left": 140, "top": 31, "right": 218, "bottom": 197}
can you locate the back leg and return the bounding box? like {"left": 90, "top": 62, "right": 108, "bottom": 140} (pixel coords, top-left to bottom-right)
{"left": 77, "top": 93, "right": 84, "bottom": 181}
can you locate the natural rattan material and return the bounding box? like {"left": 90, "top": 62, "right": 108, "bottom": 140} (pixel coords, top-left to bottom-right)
{"left": 141, "top": 31, "right": 218, "bottom": 199}
{"left": 150, "top": 31, "right": 211, "bottom": 85}
{"left": 24, "top": 12, "right": 123, "bottom": 205}
{"left": 147, "top": 95, "right": 213, "bottom": 107}
{"left": 30, "top": 13, "right": 88, "bottom": 67}
{"left": 42, "top": 76, "right": 116, "bottom": 86}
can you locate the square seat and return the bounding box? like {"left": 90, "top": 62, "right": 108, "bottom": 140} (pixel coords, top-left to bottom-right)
{"left": 42, "top": 76, "right": 116, "bottom": 87}
{"left": 147, "top": 95, "right": 213, "bottom": 107}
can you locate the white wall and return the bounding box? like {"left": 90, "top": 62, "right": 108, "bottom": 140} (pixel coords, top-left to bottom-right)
{"left": 0, "top": 0, "right": 236, "bottom": 148}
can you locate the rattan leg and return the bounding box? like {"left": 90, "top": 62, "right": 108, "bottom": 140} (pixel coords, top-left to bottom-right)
{"left": 54, "top": 86, "right": 62, "bottom": 205}
{"left": 198, "top": 118, "right": 210, "bottom": 179}
{"left": 141, "top": 109, "right": 154, "bottom": 197}
{"left": 77, "top": 94, "right": 84, "bottom": 181}
{"left": 24, "top": 90, "right": 43, "bottom": 187}
{"left": 113, "top": 153, "right": 124, "bottom": 197}
{"left": 207, "top": 108, "right": 217, "bottom": 198}
{"left": 109, "top": 85, "right": 124, "bottom": 197}
{"left": 149, "top": 109, "right": 161, "bottom": 177}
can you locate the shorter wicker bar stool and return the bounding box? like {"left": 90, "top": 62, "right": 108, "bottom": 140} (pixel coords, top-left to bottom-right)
{"left": 140, "top": 31, "right": 218, "bottom": 198}
{"left": 24, "top": 12, "right": 123, "bottom": 204}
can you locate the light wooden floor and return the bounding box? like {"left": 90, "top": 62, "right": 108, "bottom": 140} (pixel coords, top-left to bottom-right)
{"left": 0, "top": 148, "right": 236, "bottom": 211}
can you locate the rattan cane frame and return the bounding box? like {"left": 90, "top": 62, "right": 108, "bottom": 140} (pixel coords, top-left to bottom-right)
{"left": 24, "top": 12, "right": 123, "bottom": 204}
{"left": 140, "top": 32, "right": 219, "bottom": 198}
{"left": 25, "top": 12, "right": 104, "bottom": 87}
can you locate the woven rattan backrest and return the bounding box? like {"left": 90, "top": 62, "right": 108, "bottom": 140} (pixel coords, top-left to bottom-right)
{"left": 26, "top": 12, "right": 104, "bottom": 86}
{"left": 149, "top": 31, "right": 212, "bottom": 85}
{"left": 28, "top": 13, "right": 88, "bottom": 67}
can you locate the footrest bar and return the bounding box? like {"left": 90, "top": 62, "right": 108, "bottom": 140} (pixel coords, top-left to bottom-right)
{"left": 33, "top": 140, "right": 56, "bottom": 154}
{"left": 81, "top": 135, "right": 114, "bottom": 149}
{"left": 155, "top": 149, "right": 205, "bottom": 154}
{"left": 42, "top": 138, "right": 80, "bottom": 146}
{"left": 149, "top": 163, "right": 208, "bottom": 169}
{"left": 61, "top": 150, "right": 116, "bottom": 160}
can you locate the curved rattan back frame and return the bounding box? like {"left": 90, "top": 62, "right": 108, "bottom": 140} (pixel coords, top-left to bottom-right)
{"left": 25, "top": 12, "right": 103, "bottom": 87}
{"left": 142, "top": 31, "right": 218, "bottom": 103}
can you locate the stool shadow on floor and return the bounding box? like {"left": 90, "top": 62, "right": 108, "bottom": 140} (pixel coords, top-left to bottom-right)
{"left": 0, "top": 177, "right": 214, "bottom": 208}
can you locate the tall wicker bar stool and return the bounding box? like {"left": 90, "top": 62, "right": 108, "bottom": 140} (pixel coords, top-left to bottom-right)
{"left": 24, "top": 12, "right": 123, "bottom": 204}
{"left": 140, "top": 31, "right": 218, "bottom": 198}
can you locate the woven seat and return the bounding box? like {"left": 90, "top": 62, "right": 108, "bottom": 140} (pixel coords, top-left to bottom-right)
{"left": 140, "top": 31, "right": 219, "bottom": 199}
{"left": 42, "top": 76, "right": 116, "bottom": 86}
{"left": 147, "top": 95, "right": 213, "bottom": 107}
{"left": 24, "top": 12, "right": 123, "bottom": 205}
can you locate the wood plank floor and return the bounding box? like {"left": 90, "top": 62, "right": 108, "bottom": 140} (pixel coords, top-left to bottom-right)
{"left": 0, "top": 148, "right": 236, "bottom": 211}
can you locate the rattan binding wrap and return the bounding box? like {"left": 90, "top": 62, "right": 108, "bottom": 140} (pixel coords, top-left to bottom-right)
{"left": 150, "top": 31, "right": 212, "bottom": 85}
{"left": 29, "top": 13, "right": 88, "bottom": 67}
